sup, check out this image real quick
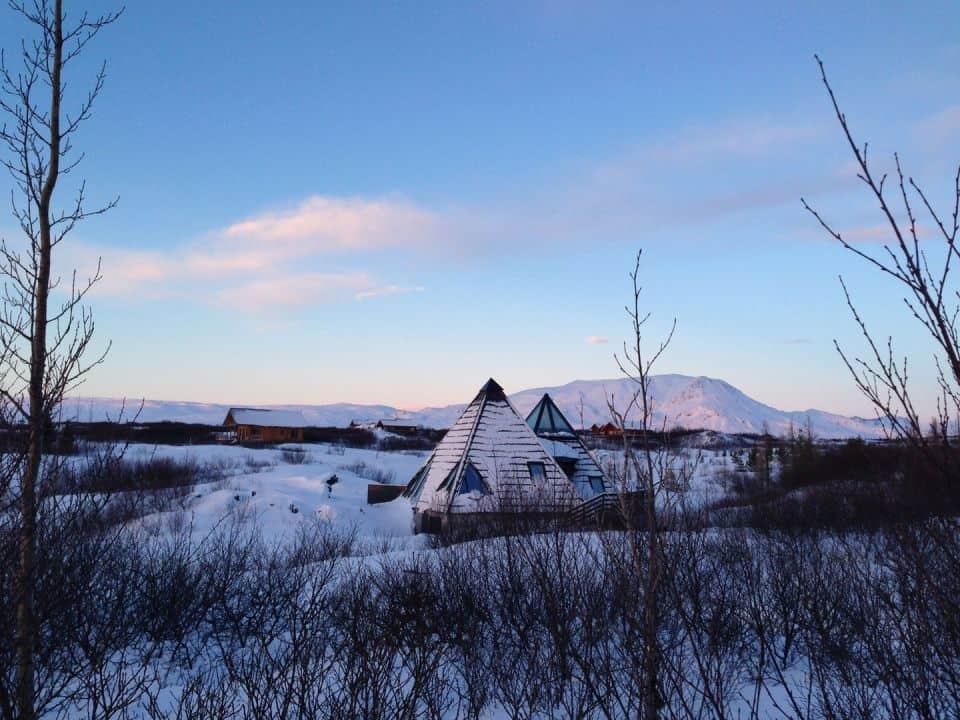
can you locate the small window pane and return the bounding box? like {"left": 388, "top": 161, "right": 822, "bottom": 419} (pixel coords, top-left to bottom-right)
{"left": 528, "top": 461, "right": 546, "bottom": 483}
{"left": 557, "top": 457, "right": 577, "bottom": 478}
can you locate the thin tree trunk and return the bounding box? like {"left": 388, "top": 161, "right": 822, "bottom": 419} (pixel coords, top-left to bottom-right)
{"left": 16, "top": 3, "right": 62, "bottom": 718}
{"left": 639, "top": 372, "right": 660, "bottom": 720}
{"left": 612, "top": 251, "right": 674, "bottom": 720}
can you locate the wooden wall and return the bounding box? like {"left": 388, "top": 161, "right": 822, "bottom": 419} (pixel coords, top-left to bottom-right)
{"left": 234, "top": 425, "right": 304, "bottom": 443}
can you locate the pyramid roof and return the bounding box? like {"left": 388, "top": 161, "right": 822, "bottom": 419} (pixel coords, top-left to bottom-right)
{"left": 525, "top": 393, "right": 613, "bottom": 499}
{"left": 404, "top": 379, "right": 578, "bottom": 515}
{"left": 527, "top": 393, "right": 578, "bottom": 435}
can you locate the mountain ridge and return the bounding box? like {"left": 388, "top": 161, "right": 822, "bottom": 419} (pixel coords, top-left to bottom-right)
{"left": 59, "top": 374, "right": 883, "bottom": 439}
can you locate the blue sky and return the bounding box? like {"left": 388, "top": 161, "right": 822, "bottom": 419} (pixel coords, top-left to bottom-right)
{"left": 1, "top": 1, "right": 958, "bottom": 414}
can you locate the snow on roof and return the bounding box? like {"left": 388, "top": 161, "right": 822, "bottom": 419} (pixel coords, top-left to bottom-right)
{"left": 539, "top": 438, "right": 579, "bottom": 459}
{"left": 403, "top": 379, "right": 579, "bottom": 515}
{"left": 224, "top": 408, "right": 307, "bottom": 428}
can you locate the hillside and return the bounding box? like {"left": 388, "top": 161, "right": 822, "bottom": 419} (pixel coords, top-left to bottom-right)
{"left": 508, "top": 376, "right": 884, "bottom": 439}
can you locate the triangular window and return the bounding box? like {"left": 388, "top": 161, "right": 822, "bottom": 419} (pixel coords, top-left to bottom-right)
{"left": 548, "top": 404, "right": 575, "bottom": 434}
{"left": 458, "top": 462, "right": 488, "bottom": 495}
{"left": 528, "top": 396, "right": 576, "bottom": 435}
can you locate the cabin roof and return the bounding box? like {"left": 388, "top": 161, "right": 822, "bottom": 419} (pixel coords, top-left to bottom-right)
{"left": 224, "top": 408, "right": 307, "bottom": 428}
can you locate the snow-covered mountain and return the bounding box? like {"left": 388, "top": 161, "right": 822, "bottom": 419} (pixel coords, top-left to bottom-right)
{"left": 508, "top": 376, "right": 883, "bottom": 439}
{"left": 60, "top": 374, "right": 883, "bottom": 439}
{"left": 59, "top": 397, "right": 401, "bottom": 428}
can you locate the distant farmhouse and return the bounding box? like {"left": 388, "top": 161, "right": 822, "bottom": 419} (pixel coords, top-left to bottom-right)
{"left": 376, "top": 419, "right": 422, "bottom": 436}
{"left": 223, "top": 408, "right": 306, "bottom": 443}
{"left": 590, "top": 422, "right": 620, "bottom": 437}
{"left": 589, "top": 421, "right": 649, "bottom": 442}
{"left": 401, "top": 378, "right": 613, "bottom": 533}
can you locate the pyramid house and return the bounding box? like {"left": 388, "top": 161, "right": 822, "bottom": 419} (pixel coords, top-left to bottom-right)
{"left": 525, "top": 392, "right": 613, "bottom": 499}
{"left": 403, "top": 378, "right": 606, "bottom": 533}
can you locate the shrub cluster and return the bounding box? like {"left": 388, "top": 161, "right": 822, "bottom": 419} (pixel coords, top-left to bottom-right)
{"left": 0, "top": 500, "right": 957, "bottom": 719}
{"left": 712, "top": 437, "right": 960, "bottom": 531}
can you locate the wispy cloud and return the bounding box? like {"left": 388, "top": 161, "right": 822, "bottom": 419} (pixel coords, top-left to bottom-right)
{"left": 549, "top": 115, "right": 838, "bottom": 235}
{"left": 356, "top": 284, "right": 425, "bottom": 300}
{"left": 643, "top": 119, "right": 825, "bottom": 166}
{"left": 914, "top": 104, "right": 960, "bottom": 148}
{"left": 797, "top": 222, "right": 933, "bottom": 245}
{"left": 63, "top": 113, "right": 846, "bottom": 313}
{"left": 589, "top": 118, "right": 824, "bottom": 188}
{"left": 216, "top": 272, "right": 376, "bottom": 310}
{"left": 66, "top": 195, "right": 438, "bottom": 312}
{"left": 221, "top": 196, "right": 441, "bottom": 256}
{"left": 585, "top": 335, "right": 609, "bottom": 344}
{"left": 191, "top": 195, "right": 440, "bottom": 280}
{"left": 840, "top": 224, "right": 896, "bottom": 243}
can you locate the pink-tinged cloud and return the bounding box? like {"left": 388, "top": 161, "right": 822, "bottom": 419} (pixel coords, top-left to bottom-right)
{"left": 221, "top": 196, "right": 440, "bottom": 255}
{"left": 599, "top": 118, "right": 826, "bottom": 177}
{"left": 184, "top": 249, "right": 278, "bottom": 274}
{"left": 832, "top": 223, "right": 932, "bottom": 244}
{"left": 58, "top": 247, "right": 178, "bottom": 298}
{"left": 217, "top": 272, "right": 376, "bottom": 311}
{"left": 841, "top": 225, "right": 895, "bottom": 243}
{"left": 355, "top": 284, "right": 425, "bottom": 300}
{"left": 62, "top": 113, "right": 846, "bottom": 310}
{"left": 585, "top": 335, "right": 609, "bottom": 344}
{"left": 914, "top": 105, "right": 960, "bottom": 147}
{"left": 65, "top": 195, "right": 438, "bottom": 307}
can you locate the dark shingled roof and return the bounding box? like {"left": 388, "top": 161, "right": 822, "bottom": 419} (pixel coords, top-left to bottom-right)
{"left": 473, "top": 377, "right": 506, "bottom": 403}
{"left": 403, "top": 377, "right": 578, "bottom": 514}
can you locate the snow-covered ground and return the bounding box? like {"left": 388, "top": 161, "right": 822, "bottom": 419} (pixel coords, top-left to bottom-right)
{"left": 30, "top": 439, "right": 938, "bottom": 720}
{"left": 121, "top": 441, "right": 430, "bottom": 550}
{"left": 114, "top": 440, "right": 751, "bottom": 550}
{"left": 593, "top": 445, "right": 741, "bottom": 509}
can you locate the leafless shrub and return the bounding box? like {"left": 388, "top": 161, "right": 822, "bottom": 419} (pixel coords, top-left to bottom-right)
{"left": 0, "top": 492, "right": 957, "bottom": 719}
{"left": 339, "top": 460, "right": 396, "bottom": 485}
{"left": 243, "top": 456, "right": 274, "bottom": 474}
{"left": 280, "top": 447, "right": 309, "bottom": 465}
{"left": 143, "top": 669, "right": 240, "bottom": 720}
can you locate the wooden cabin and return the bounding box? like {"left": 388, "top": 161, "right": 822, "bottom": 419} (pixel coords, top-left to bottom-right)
{"left": 590, "top": 422, "right": 621, "bottom": 437}
{"left": 376, "top": 419, "right": 422, "bottom": 436}
{"left": 223, "top": 408, "right": 306, "bottom": 443}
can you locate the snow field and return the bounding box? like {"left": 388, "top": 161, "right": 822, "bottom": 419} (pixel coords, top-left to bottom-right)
{"left": 121, "top": 441, "right": 430, "bottom": 550}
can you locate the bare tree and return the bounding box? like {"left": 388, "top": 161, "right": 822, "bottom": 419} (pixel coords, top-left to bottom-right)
{"left": 802, "top": 55, "right": 960, "bottom": 478}
{"left": 0, "top": 2, "right": 121, "bottom": 718}
{"left": 796, "top": 58, "right": 960, "bottom": 720}
{"left": 604, "top": 248, "right": 688, "bottom": 720}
